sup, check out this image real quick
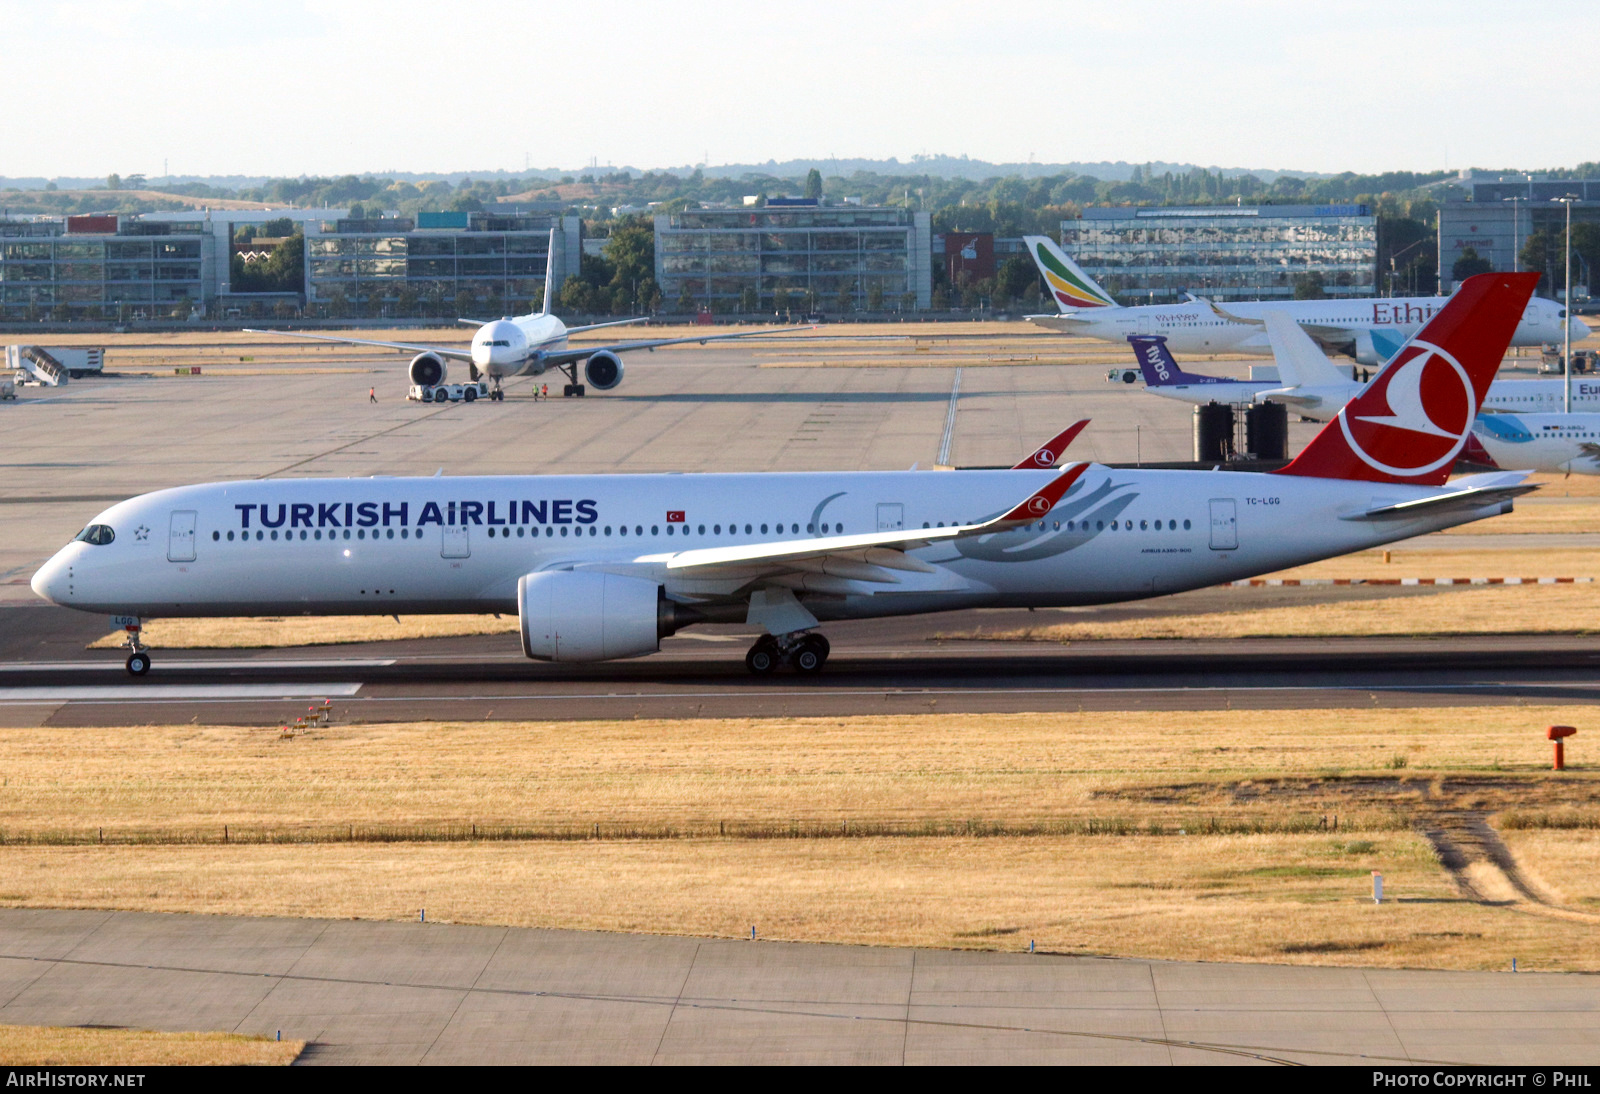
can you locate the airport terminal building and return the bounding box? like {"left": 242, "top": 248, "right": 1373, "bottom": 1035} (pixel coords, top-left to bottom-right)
{"left": 302, "top": 212, "right": 581, "bottom": 316}
{"left": 0, "top": 214, "right": 217, "bottom": 321}
{"left": 654, "top": 201, "right": 933, "bottom": 312}
{"left": 1439, "top": 176, "right": 1600, "bottom": 292}
{"left": 1058, "top": 204, "right": 1378, "bottom": 304}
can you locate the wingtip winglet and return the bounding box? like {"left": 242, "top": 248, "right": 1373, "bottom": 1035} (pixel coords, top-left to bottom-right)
{"left": 997, "top": 462, "right": 1089, "bottom": 523}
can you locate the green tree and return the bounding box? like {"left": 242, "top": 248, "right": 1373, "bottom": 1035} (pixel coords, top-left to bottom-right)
{"left": 1451, "top": 246, "right": 1492, "bottom": 281}
{"left": 836, "top": 281, "right": 855, "bottom": 313}
{"left": 454, "top": 290, "right": 476, "bottom": 318}
{"left": 1292, "top": 272, "right": 1327, "bottom": 300}
{"left": 347, "top": 203, "right": 365, "bottom": 219}
{"left": 803, "top": 168, "right": 823, "bottom": 200}
{"left": 676, "top": 283, "right": 695, "bottom": 313}
{"left": 105, "top": 173, "right": 121, "bottom": 191}
{"left": 866, "top": 283, "right": 885, "bottom": 311}
{"left": 602, "top": 217, "right": 655, "bottom": 309}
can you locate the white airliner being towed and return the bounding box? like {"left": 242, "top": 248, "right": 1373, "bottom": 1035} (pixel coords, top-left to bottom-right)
{"left": 250, "top": 231, "right": 807, "bottom": 400}
{"left": 1023, "top": 234, "right": 1584, "bottom": 366}
{"left": 36, "top": 274, "right": 1540, "bottom": 677}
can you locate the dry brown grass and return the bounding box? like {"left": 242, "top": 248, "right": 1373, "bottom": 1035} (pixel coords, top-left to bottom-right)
{"left": 88, "top": 613, "right": 515, "bottom": 650}
{"left": 957, "top": 582, "right": 1600, "bottom": 642}
{"left": 0, "top": 708, "right": 1588, "bottom": 837}
{"left": 3, "top": 707, "right": 1598, "bottom": 969}
{"left": 0, "top": 1024, "right": 301, "bottom": 1065}
{"left": 1262, "top": 547, "right": 1596, "bottom": 581}
{"left": 0, "top": 834, "right": 1591, "bottom": 972}
{"left": 1440, "top": 500, "right": 1600, "bottom": 535}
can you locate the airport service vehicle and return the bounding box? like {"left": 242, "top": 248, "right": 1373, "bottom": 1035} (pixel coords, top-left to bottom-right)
{"left": 1, "top": 376, "right": 14, "bottom": 401}
{"left": 1471, "top": 412, "right": 1600, "bottom": 474}
{"left": 249, "top": 231, "right": 807, "bottom": 400}
{"left": 1023, "top": 235, "right": 1585, "bottom": 366}
{"left": 1129, "top": 330, "right": 1600, "bottom": 419}
{"left": 33, "top": 274, "right": 1539, "bottom": 678}
{"left": 409, "top": 381, "right": 492, "bottom": 404}
{"left": 6, "top": 345, "right": 103, "bottom": 385}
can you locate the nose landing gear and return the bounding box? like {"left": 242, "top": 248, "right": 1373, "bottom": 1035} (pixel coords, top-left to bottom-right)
{"left": 744, "top": 632, "right": 830, "bottom": 675}
{"left": 120, "top": 622, "right": 151, "bottom": 677}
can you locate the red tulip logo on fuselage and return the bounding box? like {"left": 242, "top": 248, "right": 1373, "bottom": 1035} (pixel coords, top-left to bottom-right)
{"left": 1337, "top": 341, "right": 1474, "bottom": 477}
{"left": 1027, "top": 496, "right": 1050, "bottom": 514}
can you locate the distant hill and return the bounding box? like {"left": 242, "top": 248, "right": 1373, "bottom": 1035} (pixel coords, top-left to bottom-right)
{"left": 0, "top": 156, "right": 1331, "bottom": 193}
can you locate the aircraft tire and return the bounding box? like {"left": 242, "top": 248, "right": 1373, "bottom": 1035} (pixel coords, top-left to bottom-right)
{"left": 792, "top": 635, "right": 828, "bottom": 674}
{"left": 126, "top": 652, "right": 151, "bottom": 677}
{"left": 463, "top": 387, "right": 476, "bottom": 402}
{"left": 745, "top": 638, "right": 780, "bottom": 675}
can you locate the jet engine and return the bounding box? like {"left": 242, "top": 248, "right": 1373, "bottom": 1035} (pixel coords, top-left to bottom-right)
{"left": 408, "top": 352, "right": 448, "bottom": 387}
{"left": 583, "top": 351, "right": 625, "bottom": 391}
{"left": 518, "top": 571, "right": 698, "bottom": 662}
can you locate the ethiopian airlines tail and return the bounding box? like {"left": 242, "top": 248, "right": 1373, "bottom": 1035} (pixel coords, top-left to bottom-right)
{"left": 1022, "top": 236, "right": 1118, "bottom": 312}
{"left": 1276, "top": 272, "right": 1541, "bottom": 486}
{"left": 1128, "top": 335, "right": 1233, "bottom": 387}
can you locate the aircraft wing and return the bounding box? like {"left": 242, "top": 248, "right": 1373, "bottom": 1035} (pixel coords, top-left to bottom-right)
{"left": 534, "top": 325, "right": 816, "bottom": 367}
{"left": 564, "top": 317, "right": 651, "bottom": 336}
{"left": 241, "top": 329, "right": 475, "bottom": 361}
{"left": 1025, "top": 314, "right": 1095, "bottom": 331}
{"left": 636, "top": 464, "right": 1090, "bottom": 587}
{"left": 1203, "top": 303, "right": 1349, "bottom": 345}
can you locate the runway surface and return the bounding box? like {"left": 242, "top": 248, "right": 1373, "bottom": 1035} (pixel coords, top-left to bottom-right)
{"left": 3, "top": 600, "right": 1599, "bottom": 726}
{"left": 0, "top": 908, "right": 1593, "bottom": 1065}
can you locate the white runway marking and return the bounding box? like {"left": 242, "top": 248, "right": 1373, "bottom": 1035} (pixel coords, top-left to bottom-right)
{"left": 0, "top": 684, "right": 362, "bottom": 702}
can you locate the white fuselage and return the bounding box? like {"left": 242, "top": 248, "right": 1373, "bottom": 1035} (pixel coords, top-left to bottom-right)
{"left": 1035, "top": 297, "right": 1584, "bottom": 364}
{"left": 1473, "top": 413, "right": 1600, "bottom": 474}
{"left": 1147, "top": 375, "right": 1600, "bottom": 421}
{"left": 33, "top": 467, "right": 1514, "bottom": 624}
{"left": 469, "top": 313, "right": 570, "bottom": 378}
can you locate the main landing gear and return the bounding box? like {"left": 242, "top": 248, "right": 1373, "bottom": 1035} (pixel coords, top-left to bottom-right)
{"left": 745, "top": 632, "right": 830, "bottom": 675}
{"left": 554, "top": 362, "right": 585, "bottom": 398}
{"left": 121, "top": 622, "right": 151, "bottom": 677}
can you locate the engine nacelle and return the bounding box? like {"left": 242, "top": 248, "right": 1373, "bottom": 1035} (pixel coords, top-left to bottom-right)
{"left": 518, "top": 571, "right": 689, "bottom": 662}
{"left": 409, "top": 352, "right": 448, "bottom": 387}
{"left": 583, "top": 351, "right": 624, "bottom": 391}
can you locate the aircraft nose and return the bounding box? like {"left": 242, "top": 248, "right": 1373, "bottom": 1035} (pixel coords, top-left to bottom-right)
{"left": 1572, "top": 317, "right": 1592, "bottom": 341}
{"left": 30, "top": 551, "right": 69, "bottom": 605}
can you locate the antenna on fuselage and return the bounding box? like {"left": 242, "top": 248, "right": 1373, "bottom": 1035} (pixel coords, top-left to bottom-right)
{"left": 541, "top": 228, "right": 557, "bottom": 316}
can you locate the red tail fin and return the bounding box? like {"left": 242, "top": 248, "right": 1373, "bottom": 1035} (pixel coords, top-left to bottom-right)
{"left": 1275, "top": 272, "right": 1539, "bottom": 485}
{"left": 1013, "top": 420, "right": 1089, "bottom": 469}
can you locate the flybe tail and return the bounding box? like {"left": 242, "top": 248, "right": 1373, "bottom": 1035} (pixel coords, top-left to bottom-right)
{"left": 1128, "top": 335, "right": 1232, "bottom": 387}
{"left": 1022, "top": 236, "right": 1119, "bottom": 312}
{"left": 1276, "top": 272, "right": 1540, "bottom": 486}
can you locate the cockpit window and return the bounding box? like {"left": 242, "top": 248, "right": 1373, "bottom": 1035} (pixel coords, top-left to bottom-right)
{"left": 74, "top": 524, "right": 115, "bottom": 546}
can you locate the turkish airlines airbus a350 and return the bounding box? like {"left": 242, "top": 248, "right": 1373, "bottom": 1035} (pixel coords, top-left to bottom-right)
{"left": 36, "top": 273, "right": 1540, "bottom": 677}
{"left": 249, "top": 230, "right": 808, "bottom": 400}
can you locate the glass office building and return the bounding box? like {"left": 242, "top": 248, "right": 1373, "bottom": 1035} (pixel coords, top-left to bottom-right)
{"left": 303, "top": 213, "right": 581, "bottom": 315}
{"left": 1059, "top": 204, "right": 1376, "bottom": 304}
{"left": 654, "top": 203, "right": 932, "bottom": 310}
{"left": 0, "top": 218, "right": 210, "bottom": 320}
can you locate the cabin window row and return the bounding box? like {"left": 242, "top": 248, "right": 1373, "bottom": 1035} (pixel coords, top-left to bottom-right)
{"left": 212, "top": 521, "right": 849, "bottom": 543}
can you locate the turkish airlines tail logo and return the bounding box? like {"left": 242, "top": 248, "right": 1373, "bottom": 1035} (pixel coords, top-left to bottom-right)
{"left": 1277, "top": 272, "right": 1540, "bottom": 486}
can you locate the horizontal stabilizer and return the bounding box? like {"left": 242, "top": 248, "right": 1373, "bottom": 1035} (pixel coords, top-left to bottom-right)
{"left": 1340, "top": 472, "right": 1536, "bottom": 521}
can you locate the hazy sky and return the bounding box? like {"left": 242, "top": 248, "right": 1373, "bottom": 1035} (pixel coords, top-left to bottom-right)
{"left": 2, "top": 0, "right": 1590, "bottom": 180}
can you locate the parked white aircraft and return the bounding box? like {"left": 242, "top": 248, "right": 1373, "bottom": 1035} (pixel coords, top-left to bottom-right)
{"left": 1130, "top": 326, "right": 1600, "bottom": 422}
{"left": 1023, "top": 234, "right": 1585, "bottom": 366}
{"left": 35, "top": 273, "right": 1540, "bottom": 677}
{"left": 249, "top": 231, "right": 807, "bottom": 399}
{"left": 1470, "top": 413, "right": 1600, "bottom": 474}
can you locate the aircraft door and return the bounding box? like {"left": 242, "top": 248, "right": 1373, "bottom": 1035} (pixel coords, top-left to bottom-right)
{"left": 167, "top": 510, "right": 197, "bottom": 562}
{"left": 441, "top": 525, "right": 470, "bottom": 559}
{"left": 876, "top": 503, "right": 904, "bottom": 532}
{"left": 1136, "top": 315, "right": 1153, "bottom": 335}
{"left": 1208, "top": 499, "right": 1238, "bottom": 551}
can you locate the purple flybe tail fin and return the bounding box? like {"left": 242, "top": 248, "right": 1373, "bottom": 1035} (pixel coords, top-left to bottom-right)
{"left": 1128, "top": 335, "right": 1230, "bottom": 387}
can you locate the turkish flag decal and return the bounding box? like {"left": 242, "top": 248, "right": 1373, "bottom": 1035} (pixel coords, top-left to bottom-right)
{"left": 666, "top": 511, "right": 685, "bottom": 523}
